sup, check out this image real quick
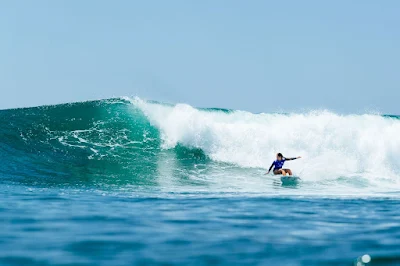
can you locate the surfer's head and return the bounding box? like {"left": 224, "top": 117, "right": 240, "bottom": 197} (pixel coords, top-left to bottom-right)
{"left": 277, "top": 153, "right": 283, "bottom": 160}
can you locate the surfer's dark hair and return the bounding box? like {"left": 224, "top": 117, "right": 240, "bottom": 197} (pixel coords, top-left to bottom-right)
{"left": 277, "top": 153, "right": 283, "bottom": 158}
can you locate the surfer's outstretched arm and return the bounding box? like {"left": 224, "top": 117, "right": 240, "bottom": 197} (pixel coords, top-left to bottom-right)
{"left": 284, "top": 156, "right": 301, "bottom": 161}
{"left": 266, "top": 163, "right": 274, "bottom": 174}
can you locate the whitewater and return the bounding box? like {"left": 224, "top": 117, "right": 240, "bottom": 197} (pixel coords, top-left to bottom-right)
{"left": 132, "top": 97, "right": 400, "bottom": 196}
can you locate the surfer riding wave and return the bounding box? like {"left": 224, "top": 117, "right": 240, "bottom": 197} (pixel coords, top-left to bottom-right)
{"left": 266, "top": 153, "right": 301, "bottom": 176}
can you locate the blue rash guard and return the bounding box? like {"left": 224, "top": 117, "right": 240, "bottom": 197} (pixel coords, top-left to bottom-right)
{"left": 272, "top": 159, "right": 286, "bottom": 170}
{"left": 268, "top": 156, "right": 299, "bottom": 174}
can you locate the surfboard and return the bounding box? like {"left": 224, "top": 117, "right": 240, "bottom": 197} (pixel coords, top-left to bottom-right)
{"left": 280, "top": 175, "right": 300, "bottom": 184}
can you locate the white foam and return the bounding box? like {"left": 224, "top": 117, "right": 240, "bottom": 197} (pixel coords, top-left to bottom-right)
{"left": 132, "top": 97, "right": 400, "bottom": 191}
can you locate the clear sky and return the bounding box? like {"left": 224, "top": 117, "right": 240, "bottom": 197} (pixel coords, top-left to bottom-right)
{"left": 1, "top": 1, "right": 399, "bottom": 114}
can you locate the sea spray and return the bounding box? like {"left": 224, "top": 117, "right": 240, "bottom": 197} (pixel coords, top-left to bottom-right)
{"left": 133, "top": 97, "right": 400, "bottom": 190}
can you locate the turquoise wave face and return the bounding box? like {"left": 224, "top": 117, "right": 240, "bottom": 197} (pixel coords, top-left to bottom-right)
{"left": 0, "top": 99, "right": 161, "bottom": 187}
{"left": 1, "top": 97, "right": 400, "bottom": 196}
{"left": 0, "top": 98, "right": 214, "bottom": 189}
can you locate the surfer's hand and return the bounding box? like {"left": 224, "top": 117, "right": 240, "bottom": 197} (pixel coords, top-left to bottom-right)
{"left": 297, "top": 156, "right": 302, "bottom": 159}
{"left": 265, "top": 171, "right": 270, "bottom": 175}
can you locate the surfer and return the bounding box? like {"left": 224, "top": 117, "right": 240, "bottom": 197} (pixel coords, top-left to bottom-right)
{"left": 266, "top": 153, "right": 301, "bottom": 176}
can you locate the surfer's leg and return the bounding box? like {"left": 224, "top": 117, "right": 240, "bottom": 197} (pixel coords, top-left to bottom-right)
{"left": 281, "top": 169, "right": 291, "bottom": 175}
{"left": 273, "top": 169, "right": 282, "bottom": 175}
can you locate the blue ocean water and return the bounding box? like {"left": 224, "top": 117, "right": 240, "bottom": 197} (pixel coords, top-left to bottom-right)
{"left": 1, "top": 98, "right": 399, "bottom": 265}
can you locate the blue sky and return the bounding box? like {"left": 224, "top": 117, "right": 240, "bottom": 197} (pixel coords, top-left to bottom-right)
{"left": 1, "top": 1, "right": 399, "bottom": 114}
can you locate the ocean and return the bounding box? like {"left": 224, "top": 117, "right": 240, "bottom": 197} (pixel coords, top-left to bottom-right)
{"left": 0, "top": 97, "right": 399, "bottom": 265}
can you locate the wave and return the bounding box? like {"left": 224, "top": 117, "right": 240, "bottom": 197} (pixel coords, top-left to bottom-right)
{"left": 1, "top": 97, "right": 400, "bottom": 195}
